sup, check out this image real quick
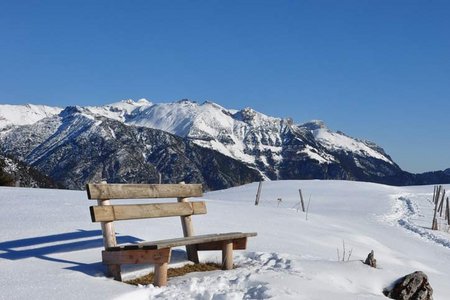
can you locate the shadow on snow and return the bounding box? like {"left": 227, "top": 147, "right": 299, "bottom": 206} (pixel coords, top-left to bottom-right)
{"left": 0, "top": 229, "right": 142, "bottom": 277}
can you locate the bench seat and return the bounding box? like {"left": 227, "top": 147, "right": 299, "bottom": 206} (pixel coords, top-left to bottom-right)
{"left": 106, "top": 232, "right": 257, "bottom": 251}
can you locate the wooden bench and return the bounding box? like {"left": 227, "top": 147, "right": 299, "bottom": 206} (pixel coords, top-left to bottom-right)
{"left": 87, "top": 183, "right": 257, "bottom": 286}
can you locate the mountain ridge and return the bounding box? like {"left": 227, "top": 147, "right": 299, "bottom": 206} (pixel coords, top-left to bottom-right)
{"left": 1, "top": 99, "right": 449, "bottom": 189}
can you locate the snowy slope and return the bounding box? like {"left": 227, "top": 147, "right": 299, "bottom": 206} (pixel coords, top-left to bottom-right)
{"left": 1, "top": 181, "right": 450, "bottom": 299}
{"left": 309, "top": 121, "right": 393, "bottom": 164}
{"left": 0, "top": 104, "right": 62, "bottom": 129}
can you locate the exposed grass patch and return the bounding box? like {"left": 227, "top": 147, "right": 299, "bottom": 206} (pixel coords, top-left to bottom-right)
{"left": 125, "top": 262, "right": 223, "bottom": 286}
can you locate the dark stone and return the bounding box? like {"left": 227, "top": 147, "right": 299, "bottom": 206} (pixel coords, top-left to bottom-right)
{"left": 364, "top": 250, "right": 376, "bottom": 268}
{"left": 384, "top": 271, "right": 433, "bottom": 300}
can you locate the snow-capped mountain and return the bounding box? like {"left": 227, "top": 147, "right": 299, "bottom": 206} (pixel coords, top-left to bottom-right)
{"left": 82, "top": 99, "right": 399, "bottom": 180}
{"left": 1, "top": 99, "right": 449, "bottom": 189}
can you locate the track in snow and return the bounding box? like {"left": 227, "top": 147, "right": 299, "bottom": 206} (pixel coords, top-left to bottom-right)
{"left": 387, "top": 195, "right": 450, "bottom": 249}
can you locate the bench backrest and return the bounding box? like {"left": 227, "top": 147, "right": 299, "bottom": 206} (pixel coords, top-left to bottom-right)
{"left": 87, "top": 183, "right": 203, "bottom": 200}
{"left": 86, "top": 183, "right": 204, "bottom": 249}
{"left": 87, "top": 183, "right": 205, "bottom": 222}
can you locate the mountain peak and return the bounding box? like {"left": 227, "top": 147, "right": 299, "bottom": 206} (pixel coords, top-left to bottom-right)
{"left": 301, "top": 120, "right": 327, "bottom": 130}
{"left": 201, "top": 100, "right": 226, "bottom": 110}
{"left": 113, "top": 98, "right": 152, "bottom": 107}
{"left": 233, "top": 107, "right": 258, "bottom": 122}
{"left": 176, "top": 99, "right": 197, "bottom": 105}
{"left": 60, "top": 106, "right": 84, "bottom": 117}
{"left": 137, "top": 98, "right": 151, "bottom": 104}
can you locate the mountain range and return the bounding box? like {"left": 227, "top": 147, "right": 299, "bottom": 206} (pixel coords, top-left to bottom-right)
{"left": 1, "top": 99, "right": 449, "bottom": 190}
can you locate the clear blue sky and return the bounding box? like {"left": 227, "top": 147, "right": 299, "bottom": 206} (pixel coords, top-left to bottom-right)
{"left": 1, "top": 0, "right": 449, "bottom": 173}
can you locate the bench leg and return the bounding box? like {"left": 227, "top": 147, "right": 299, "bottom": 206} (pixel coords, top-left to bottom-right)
{"left": 186, "top": 245, "right": 199, "bottom": 264}
{"left": 107, "top": 264, "right": 122, "bottom": 281}
{"left": 222, "top": 241, "right": 233, "bottom": 270}
{"left": 154, "top": 262, "right": 168, "bottom": 287}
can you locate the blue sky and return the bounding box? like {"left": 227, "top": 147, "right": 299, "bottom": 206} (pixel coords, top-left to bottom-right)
{"left": 1, "top": 0, "right": 449, "bottom": 173}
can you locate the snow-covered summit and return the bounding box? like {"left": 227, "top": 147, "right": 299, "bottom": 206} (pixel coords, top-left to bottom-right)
{"left": 310, "top": 125, "right": 393, "bottom": 164}
{"left": 0, "top": 103, "right": 62, "bottom": 129}
{"left": 79, "top": 99, "right": 153, "bottom": 122}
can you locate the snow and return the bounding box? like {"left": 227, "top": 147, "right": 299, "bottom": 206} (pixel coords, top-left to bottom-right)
{"left": 1, "top": 180, "right": 450, "bottom": 299}
{"left": 298, "top": 145, "right": 335, "bottom": 164}
{"left": 312, "top": 127, "right": 394, "bottom": 164}
{"left": 83, "top": 99, "right": 153, "bottom": 122}
{"left": 0, "top": 104, "right": 62, "bottom": 129}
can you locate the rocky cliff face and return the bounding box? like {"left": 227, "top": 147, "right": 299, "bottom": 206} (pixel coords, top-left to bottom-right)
{"left": 0, "top": 154, "right": 58, "bottom": 188}
{"left": 1, "top": 100, "right": 449, "bottom": 190}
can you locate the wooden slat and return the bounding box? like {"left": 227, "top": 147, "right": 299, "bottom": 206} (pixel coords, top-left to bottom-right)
{"left": 108, "top": 232, "right": 257, "bottom": 250}
{"left": 102, "top": 248, "right": 171, "bottom": 265}
{"left": 90, "top": 201, "right": 207, "bottom": 222}
{"left": 87, "top": 183, "right": 203, "bottom": 200}
{"left": 197, "top": 237, "right": 248, "bottom": 251}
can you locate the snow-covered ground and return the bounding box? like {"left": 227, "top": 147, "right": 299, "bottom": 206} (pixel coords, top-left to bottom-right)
{"left": 1, "top": 180, "right": 449, "bottom": 299}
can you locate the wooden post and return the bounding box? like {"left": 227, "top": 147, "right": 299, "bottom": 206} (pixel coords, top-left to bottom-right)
{"left": 255, "top": 181, "right": 263, "bottom": 206}
{"left": 433, "top": 185, "right": 436, "bottom": 203}
{"left": 222, "top": 241, "right": 233, "bottom": 270}
{"left": 438, "top": 189, "right": 446, "bottom": 217}
{"left": 435, "top": 185, "right": 442, "bottom": 205}
{"left": 432, "top": 196, "right": 439, "bottom": 230}
{"left": 154, "top": 262, "right": 168, "bottom": 287}
{"left": 158, "top": 172, "right": 162, "bottom": 184}
{"left": 299, "top": 189, "right": 305, "bottom": 212}
{"left": 446, "top": 197, "right": 450, "bottom": 225}
{"left": 177, "top": 182, "right": 199, "bottom": 263}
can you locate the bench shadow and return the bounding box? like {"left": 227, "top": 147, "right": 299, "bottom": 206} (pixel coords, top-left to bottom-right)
{"left": 0, "top": 229, "right": 143, "bottom": 277}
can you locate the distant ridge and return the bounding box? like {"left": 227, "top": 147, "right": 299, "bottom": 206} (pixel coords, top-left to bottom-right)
{"left": 1, "top": 99, "right": 449, "bottom": 189}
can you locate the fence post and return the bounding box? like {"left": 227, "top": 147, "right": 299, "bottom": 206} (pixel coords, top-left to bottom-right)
{"left": 446, "top": 197, "right": 450, "bottom": 226}
{"left": 299, "top": 189, "right": 305, "bottom": 212}
{"left": 255, "top": 181, "right": 263, "bottom": 206}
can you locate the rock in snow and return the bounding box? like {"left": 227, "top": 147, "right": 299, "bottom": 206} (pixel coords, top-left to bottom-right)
{"left": 364, "top": 250, "right": 377, "bottom": 268}
{"left": 384, "top": 271, "right": 433, "bottom": 300}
